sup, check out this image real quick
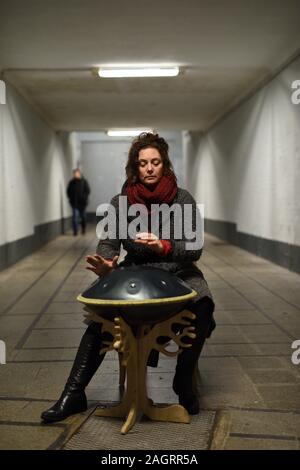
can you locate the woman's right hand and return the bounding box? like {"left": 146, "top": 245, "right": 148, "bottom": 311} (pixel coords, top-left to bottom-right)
{"left": 85, "top": 254, "right": 118, "bottom": 277}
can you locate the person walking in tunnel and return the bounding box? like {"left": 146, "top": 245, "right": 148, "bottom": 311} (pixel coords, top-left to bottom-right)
{"left": 41, "top": 132, "right": 215, "bottom": 423}
{"left": 67, "top": 168, "right": 90, "bottom": 236}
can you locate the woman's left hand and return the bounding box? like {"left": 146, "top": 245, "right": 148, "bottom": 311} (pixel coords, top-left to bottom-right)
{"left": 134, "top": 232, "right": 164, "bottom": 254}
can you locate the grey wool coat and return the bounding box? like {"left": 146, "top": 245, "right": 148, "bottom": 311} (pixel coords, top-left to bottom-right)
{"left": 96, "top": 186, "right": 215, "bottom": 313}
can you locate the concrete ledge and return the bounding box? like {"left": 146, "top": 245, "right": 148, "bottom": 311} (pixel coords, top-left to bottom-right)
{"left": 0, "top": 217, "right": 72, "bottom": 271}
{"left": 205, "top": 218, "right": 300, "bottom": 274}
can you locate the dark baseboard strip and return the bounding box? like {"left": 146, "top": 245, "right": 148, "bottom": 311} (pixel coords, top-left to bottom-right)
{"left": 86, "top": 211, "right": 97, "bottom": 223}
{"left": 88, "top": 213, "right": 300, "bottom": 274}
{"left": 205, "top": 218, "right": 300, "bottom": 274}
{"left": 5, "top": 216, "right": 296, "bottom": 274}
{"left": 0, "top": 217, "right": 72, "bottom": 271}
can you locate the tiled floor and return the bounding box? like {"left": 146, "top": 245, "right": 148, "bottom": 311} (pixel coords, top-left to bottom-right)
{"left": 0, "top": 229, "right": 299, "bottom": 449}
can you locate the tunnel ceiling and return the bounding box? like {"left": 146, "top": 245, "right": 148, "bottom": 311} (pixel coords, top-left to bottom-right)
{"left": 0, "top": 0, "right": 300, "bottom": 132}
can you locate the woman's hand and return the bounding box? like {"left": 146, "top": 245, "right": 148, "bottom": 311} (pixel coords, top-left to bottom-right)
{"left": 85, "top": 254, "right": 118, "bottom": 276}
{"left": 134, "top": 232, "right": 164, "bottom": 255}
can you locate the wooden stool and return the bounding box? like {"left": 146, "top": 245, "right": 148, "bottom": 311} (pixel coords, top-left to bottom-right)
{"left": 83, "top": 307, "right": 197, "bottom": 434}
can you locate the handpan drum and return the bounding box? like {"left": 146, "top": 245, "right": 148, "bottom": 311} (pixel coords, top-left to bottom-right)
{"left": 77, "top": 266, "right": 197, "bottom": 325}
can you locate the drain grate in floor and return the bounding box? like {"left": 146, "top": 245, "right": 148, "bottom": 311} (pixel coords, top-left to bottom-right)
{"left": 63, "top": 409, "right": 216, "bottom": 450}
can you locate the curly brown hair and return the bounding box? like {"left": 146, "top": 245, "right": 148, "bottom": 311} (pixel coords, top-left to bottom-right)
{"left": 125, "top": 132, "right": 177, "bottom": 184}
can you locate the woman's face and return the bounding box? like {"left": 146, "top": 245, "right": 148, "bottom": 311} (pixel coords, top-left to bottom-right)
{"left": 138, "top": 147, "right": 164, "bottom": 186}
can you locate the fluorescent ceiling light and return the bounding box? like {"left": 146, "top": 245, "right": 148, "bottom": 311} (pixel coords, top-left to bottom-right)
{"left": 98, "top": 66, "right": 179, "bottom": 78}
{"left": 107, "top": 129, "right": 153, "bottom": 137}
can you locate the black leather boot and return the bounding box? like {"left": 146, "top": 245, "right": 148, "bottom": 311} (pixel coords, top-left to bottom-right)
{"left": 41, "top": 322, "right": 106, "bottom": 423}
{"left": 173, "top": 298, "right": 214, "bottom": 415}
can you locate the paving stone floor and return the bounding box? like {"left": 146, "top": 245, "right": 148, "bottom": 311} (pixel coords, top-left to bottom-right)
{"left": 0, "top": 228, "right": 299, "bottom": 449}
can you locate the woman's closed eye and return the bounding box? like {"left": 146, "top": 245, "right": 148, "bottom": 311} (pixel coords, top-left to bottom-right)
{"left": 139, "top": 159, "right": 162, "bottom": 167}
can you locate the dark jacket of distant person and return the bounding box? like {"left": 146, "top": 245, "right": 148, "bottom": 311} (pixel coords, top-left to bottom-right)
{"left": 67, "top": 175, "right": 90, "bottom": 210}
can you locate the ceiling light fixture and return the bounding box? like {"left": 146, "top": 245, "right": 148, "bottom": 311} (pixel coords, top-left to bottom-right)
{"left": 107, "top": 129, "right": 153, "bottom": 137}
{"left": 98, "top": 66, "right": 179, "bottom": 78}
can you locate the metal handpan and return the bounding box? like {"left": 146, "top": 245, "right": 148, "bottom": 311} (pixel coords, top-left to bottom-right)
{"left": 77, "top": 266, "right": 197, "bottom": 325}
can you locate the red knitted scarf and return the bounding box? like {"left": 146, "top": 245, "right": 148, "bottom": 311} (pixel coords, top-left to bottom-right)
{"left": 124, "top": 174, "right": 177, "bottom": 256}
{"left": 126, "top": 173, "right": 178, "bottom": 209}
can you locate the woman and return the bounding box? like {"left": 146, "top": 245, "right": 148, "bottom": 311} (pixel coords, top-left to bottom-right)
{"left": 41, "top": 132, "right": 215, "bottom": 423}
